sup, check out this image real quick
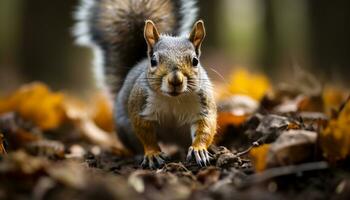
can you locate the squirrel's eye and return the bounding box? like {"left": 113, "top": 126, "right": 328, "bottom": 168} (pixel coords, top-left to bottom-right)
{"left": 192, "top": 57, "right": 199, "bottom": 67}
{"left": 150, "top": 56, "right": 158, "bottom": 67}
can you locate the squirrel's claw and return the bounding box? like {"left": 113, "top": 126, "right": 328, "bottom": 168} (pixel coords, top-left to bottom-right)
{"left": 186, "top": 146, "right": 212, "bottom": 167}
{"left": 141, "top": 152, "right": 167, "bottom": 169}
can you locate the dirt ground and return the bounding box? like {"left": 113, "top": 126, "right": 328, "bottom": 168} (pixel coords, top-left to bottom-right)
{"left": 1, "top": 81, "right": 350, "bottom": 200}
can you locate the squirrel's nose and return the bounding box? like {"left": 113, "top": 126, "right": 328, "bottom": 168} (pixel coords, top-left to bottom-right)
{"left": 168, "top": 72, "right": 183, "bottom": 87}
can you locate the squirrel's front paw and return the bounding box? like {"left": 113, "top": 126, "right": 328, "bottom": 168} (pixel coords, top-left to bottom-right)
{"left": 141, "top": 151, "right": 168, "bottom": 169}
{"left": 186, "top": 146, "right": 212, "bottom": 167}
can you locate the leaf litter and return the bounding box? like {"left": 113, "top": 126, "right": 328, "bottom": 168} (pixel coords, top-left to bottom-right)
{"left": 0, "top": 70, "right": 350, "bottom": 200}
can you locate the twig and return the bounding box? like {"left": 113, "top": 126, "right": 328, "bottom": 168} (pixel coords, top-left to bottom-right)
{"left": 236, "top": 146, "right": 254, "bottom": 157}
{"left": 235, "top": 140, "right": 262, "bottom": 157}
{"left": 239, "top": 161, "right": 329, "bottom": 188}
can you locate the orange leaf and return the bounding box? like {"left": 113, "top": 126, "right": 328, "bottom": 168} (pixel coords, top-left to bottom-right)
{"left": 214, "top": 112, "right": 248, "bottom": 144}
{"left": 249, "top": 144, "right": 271, "bottom": 172}
{"left": 91, "top": 92, "right": 115, "bottom": 132}
{"left": 218, "top": 112, "right": 247, "bottom": 128}
{"left": 0, "top": 82, "right": 65, "bottom": 130}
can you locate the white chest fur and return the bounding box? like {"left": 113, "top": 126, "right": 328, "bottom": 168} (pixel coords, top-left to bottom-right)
{"left": 140, "top": 92, "right": 201, "bottom": 125}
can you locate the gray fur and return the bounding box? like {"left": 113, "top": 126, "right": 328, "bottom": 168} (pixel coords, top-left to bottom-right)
{"left": 115, "top": 35, "right": 214, "bottom": 153}
{"left": 73, "top": 0, "right": 198, "bottom": 96}
{"left": 73, "top": 0, "right": 214, "bottom": 154}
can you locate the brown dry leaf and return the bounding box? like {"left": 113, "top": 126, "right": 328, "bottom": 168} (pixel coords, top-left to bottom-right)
{"left": 0, "top": 82, "right": 65, "bottom": 130}
{"left": 249, "top": 144, "right": 271, "bottom": 172}
{"left": 320, "top": 99, "right": 350, "bottom": 161}
{"left": 254, "top": 114, "right": 295, "bottom": 143}
{"left": 11, "top": 129, "right": 41, "bottom": 149}
{"left": 63, "top": 93, "right": 129, "bottom": 154}
{"left": 226, "top": 69, "right": 271, "bottom": 101}
{"left": 46, "top": 161, "right": 87, "bottom": 189}
{"left": 0, "top": 112, "right": 42, "bottom": 150}
{"left": 196, "top": 167, "right": 221, "bottom": 185}
{"left": 213, "top": 146, "right": 242, "bottom": 169}
{"left": 297, "top": 95, "right": 324, "bottom": 112}
{"left": 297, "top": 87, "right": 348, "bottom": 115}
{"left": 63, "top": 99, "right": 129, "bottom": 155}
{"left": 25, "top": 140, "right": 65, "bottom": 158}
{"left": 0, "top": 132, "right": 6, "bottom": 155}
{"left": 266, "top": 130, "right": 317, "bottom": 168}
{"left": 78, "top": 118, "right": 126, "bottom": 154}
{"left": 0, "top": 150, "right": 49, "bottom": 175}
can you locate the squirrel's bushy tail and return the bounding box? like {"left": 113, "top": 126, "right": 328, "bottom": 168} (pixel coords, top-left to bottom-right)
{"left": 73, "top": 0, "right": 198, "bottom": 95}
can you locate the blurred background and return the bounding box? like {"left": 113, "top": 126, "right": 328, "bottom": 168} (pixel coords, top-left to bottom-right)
{"left": 0, "top": 0, "right": 349, "bottom": 97}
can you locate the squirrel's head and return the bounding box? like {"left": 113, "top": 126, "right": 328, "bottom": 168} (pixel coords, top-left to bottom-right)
{"left": 144, "top": 20, "right": 206, "bottom": 97}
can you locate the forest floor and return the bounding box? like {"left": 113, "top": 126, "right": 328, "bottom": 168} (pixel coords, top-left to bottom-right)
{"left": 0, "top": 69, "right": 350, "bottom": 200}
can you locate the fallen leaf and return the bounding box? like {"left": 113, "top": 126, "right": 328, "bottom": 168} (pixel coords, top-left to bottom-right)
{"left": 215, "top": 149, "right": 242, "bottom": 169}
{"left": 253, "top": 114, "right": 297, "bottom": 143}
{"left": 298, "top": 112, "right": 328, "bottom": 131}
{"left": 320, "top": 99, "right": 350, "bottom": 161}
{"left": 91, "top": 92, "right": 115, "bottom": 132}
{"left": 249, "top": 144, "right": 271, "bottom": 172}
{"left": 0, "top": 132, "right": 6, "bottom": 155}
{"left": 260, "top": 87, "right": 300, "bottom": 112}
{"left": 62, "top": 95, "right": 129, "bottom": 155}
{"left": 297, "top": 95, "right": 324, "bottom": 112}
{"left": 266, "top": 130, "right": 317, "bottom": 168}
{"left": 76, "top": 118, "right": 129, "bottom": 155}
{"left": 0, "top": 82, "right": 64, "bottom": 130}
{"left": 25, "top": 140, "right": 65, "bottom": 158}
{"left": 128, "top": 170, "right": 146, "bottom": 193}
{"left": 196, "top": 167, "right": 221, "bottom": 185}
{"left": 322, "top": 86, "right": 348, "bottom": 116}
{"left": 227, "top": 69, "right": 270, "bottom": 101}
{"left": 0, "top": 112, "right": 42, "bottom": 150}
{"left": 0, "top": 150, "right": 49, "bottom": 175}
{"left": 216, "top": 95, "right": 258, "bottom": 145}
{"left": 46, "top": 161, "right": 87, "bottom": 189}
{"left": 65, "top": 144, "right": 86, "bottom": 159}
{"left": 273, "top": 95, "right": 304, "bottom": 113}
{"left": 218, "top": 95, "right": 259, "bottom": 115}
{"left": 217, "top": 112, "right": 247, "bottom": 132}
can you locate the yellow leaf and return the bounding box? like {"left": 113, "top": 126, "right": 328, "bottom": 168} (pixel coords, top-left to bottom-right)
{"left": 322, "top": 86, "right": 348, "bottom": 116}
{"left": 0, "top": 82, "right": 64, "bottom": 130}
{"left": 227, "top": 69, "right": 270, "bottom": 101}
{"left": 249, "top": 144, "right": 271, "bottom": 172}
{"left": 320, "top": 99, "right": 350, "bottom": 161}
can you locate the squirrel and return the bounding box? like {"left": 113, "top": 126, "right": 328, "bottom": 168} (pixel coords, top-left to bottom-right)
{"left": 73, "top": 0, "right": 217, "bottom": 168}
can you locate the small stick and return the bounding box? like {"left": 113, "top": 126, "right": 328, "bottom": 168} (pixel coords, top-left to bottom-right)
{"left": 239, "top": 161, "right": 328, "bottom": 188}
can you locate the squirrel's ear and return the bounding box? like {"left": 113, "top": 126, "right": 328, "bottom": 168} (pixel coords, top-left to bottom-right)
{"left": 144, "top": 20, "right": 160, "bottom": 48}
{"left": 189, "top": 20, "right": 206, "bottom": 54}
